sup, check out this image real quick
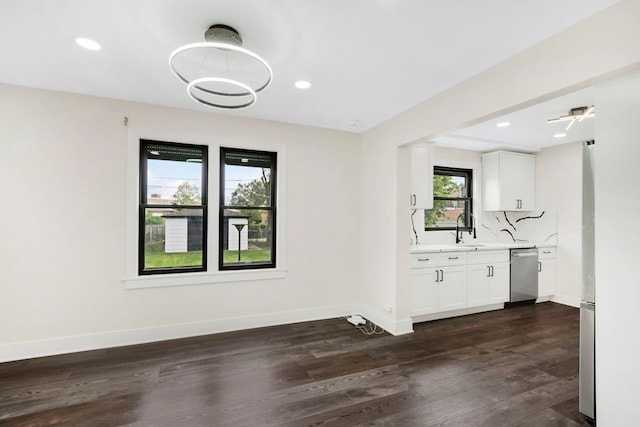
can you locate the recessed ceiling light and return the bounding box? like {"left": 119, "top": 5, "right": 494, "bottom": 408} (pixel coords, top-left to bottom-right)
{"left": 496, "top": 121, "right": 510, "bottom": 128}
{"left": 73, "top": 36, "right": 102, "bottom": 51}
{"left": 295, "top": 80, "right": 311, "bottom": 90}
{"left": 554, "top": 133, "right": 567, "bottom": 138}
{"left": 348, "top": 120, "right": 360, "bottom": 127}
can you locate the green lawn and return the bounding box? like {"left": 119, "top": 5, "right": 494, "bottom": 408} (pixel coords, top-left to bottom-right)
{"left": 144, "top": 246, "right": 270, "bottom": 268}
{"left": 145, "top": 250, "right": 202, "bottom": 268}
{"left": 222, "top": 249, "right": 271, "bottom": 263}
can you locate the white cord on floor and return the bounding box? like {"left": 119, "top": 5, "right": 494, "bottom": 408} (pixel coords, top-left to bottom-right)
{"left": 339, "top": 315, "right": 385, "bottom": 336}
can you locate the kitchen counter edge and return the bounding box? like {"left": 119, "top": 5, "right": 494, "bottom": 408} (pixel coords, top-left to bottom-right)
{"left": 411, "top": 243, "right": 556, "bottom": 253}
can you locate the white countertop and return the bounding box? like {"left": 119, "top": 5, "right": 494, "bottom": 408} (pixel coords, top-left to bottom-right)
{"left": 411, "top": 242, "right": 556, "bottom": 253}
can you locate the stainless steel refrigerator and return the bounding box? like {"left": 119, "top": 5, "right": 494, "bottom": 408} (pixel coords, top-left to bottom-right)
{"left": 580, "top": 140, "right": 595, "bottom": 423}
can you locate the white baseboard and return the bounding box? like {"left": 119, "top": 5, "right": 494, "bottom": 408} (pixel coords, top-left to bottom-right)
{"left": 356, "top": 305, "right": 414, "bottom": 336}
{"left": 0, "top": 304, "right": 361, "bottom": 363}
{"left": 550, "top": 294, "right": 581, "bottom": 308}
{"left": 411, "top": 303, "right": 505, "bottom": 323}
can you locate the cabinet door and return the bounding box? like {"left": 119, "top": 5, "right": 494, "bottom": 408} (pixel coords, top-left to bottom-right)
{"left": 538, "top": 258, "right": 556, "bottom": 296}
{"left": 489, "top": 262, "right": 510, "bottom": 303}
{"left": 409, "top": 142, "right": 433, "bottom": 209}
{"left": 437, "top": 265, "right": 467, "bottom": 311}
{"left": 467, "top": 264, "right": 490, "bottom": 307}
{"left": 410, "top": 269, "right": 438, "bottom": 316}
{"left": 500, "top": 153, "right": 535, "bottom": 211}
{"left": 482, "top": 151, "right": 535, "bottom": 211}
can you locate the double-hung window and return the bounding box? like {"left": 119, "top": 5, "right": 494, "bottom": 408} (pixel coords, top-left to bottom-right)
{"left": 139, "top": 140, "right": 208, "bottom": 275}
{"left": 220, "top": 147, "right": 277, "bottom": 270}
{"left": 425, "top": 166, "right": 473, "bottom": 230}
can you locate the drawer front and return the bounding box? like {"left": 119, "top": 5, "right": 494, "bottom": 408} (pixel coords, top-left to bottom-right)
{"left": 538, "top": 247, "right": 556, "bottom": 259}
{"left": 467, "top": 250, "right": 509, "bottom": 265}
{"left": 411, "top": 253, "right": 438, "bottom": 268}
{"left": 436, "top": 252, "right": 467, "bottom": 266}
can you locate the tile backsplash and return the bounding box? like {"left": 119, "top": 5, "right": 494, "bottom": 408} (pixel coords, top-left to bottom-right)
{"left": 411, "top": 210, "right": 557, "bottom": 246}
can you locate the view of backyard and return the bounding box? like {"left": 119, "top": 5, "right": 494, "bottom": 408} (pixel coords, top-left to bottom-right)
{"left": 142, "top": 143, "right": 275, "bottom": 271}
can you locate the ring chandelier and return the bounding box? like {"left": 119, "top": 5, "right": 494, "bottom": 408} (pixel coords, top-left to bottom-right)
{"left": 169, "top": 24, "right": 272, "bottom": 109}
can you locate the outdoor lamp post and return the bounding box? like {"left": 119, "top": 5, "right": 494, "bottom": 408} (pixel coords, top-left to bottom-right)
{"left": 233, "top": 223, "right": 245, "bottom": 262}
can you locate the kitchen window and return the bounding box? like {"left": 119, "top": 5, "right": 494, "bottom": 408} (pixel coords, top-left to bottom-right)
{"left": 139, "top": 140, "right": 208, "bottom": 275}
{"left": 219, "top": 147, "right": 277, "bottom": 270}
{"left": 425, "top": 166, "right": 473, "bottom": 230}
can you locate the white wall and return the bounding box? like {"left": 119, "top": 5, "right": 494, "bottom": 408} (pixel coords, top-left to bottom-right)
{"left": 594, "top": 72, "right": 640, "bottom": 426}
{"left": 0, "top": 84, "right": 361, "bottom": 360}
{"left": 536, "top": 142, "right": 583, "bottom": 306}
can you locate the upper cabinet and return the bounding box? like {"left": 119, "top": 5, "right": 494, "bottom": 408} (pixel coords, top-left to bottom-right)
{"left": 409, "top": 142, "right": 433, "bottom": 209}
{"left": 481, "top": 151, "right": 535, "bottom": 211}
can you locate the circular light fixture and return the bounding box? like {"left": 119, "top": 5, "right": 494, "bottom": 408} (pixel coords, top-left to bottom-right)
{"left": 295, "top": 80, "right": 311, "bottom": 89}
{"left": 496, "top": 121, "right": 510, "bottom": 128}
{"left": 169, "top": 25, "right": 272, "bottom": 110}
{"left": 186, "top": 77, "right": 257, "bottom": 109}
{"left": 554, "top": 133, "right": 567, "bottom": 138}
{"left": 73, "top": 36, "right": 101, "bottom": 51}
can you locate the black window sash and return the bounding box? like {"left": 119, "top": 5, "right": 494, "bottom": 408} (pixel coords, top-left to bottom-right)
{"left": 138, "top": 139, "right": 208, "bottom": 275}
{"left": 219, "top": 147, "right": 277, "bottom": 270}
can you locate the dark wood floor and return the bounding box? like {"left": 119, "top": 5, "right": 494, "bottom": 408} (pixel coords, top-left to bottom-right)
{"left": 0, "top": 302, "right": 588, "bottom": 426}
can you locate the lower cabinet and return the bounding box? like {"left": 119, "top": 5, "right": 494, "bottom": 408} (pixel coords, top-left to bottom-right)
{"left": 467, "top": 250, "right": 510, "bottom": 307}
{"left": 410, "top": 252, "right": 467, "bottom": 316}
{"left": 410, "top": 249, "right": 511, "bottom": 318}
{"left": 538, "top": 247, "right": 557, "bottom": 297}
{"left": 409, "top": 269, "right": 438, "bottom": 315}
{"left": 437, "top": 265, "right": 468, "bottom": 311}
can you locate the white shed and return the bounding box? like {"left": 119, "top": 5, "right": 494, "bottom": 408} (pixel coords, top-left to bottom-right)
{"left": 162, "top": 210, "right": 204, "bottom": 253}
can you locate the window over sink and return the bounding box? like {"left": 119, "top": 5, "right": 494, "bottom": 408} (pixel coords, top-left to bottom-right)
{"left": 425, "top": 166, "right": 473, "bottom": 231}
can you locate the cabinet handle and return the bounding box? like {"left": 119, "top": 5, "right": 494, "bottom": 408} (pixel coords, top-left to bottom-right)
{"left": 538, "top": 261, "right": 542, "bottom": 272}
{"left": 410, "top": 194, "right": 417, "bottom": 206}
{"left": 448, "top": 256, "right": 458, "bottom": 260}
{"left": 543, "top": 251, "right": 552, "bottom": 254}
{"left": 418, "top": 258, "right": 430, "bottom": 262}
{"left": 486, "top": 266, "right": 491, "bottom": 277}
{"left": 490, "top": 265, "right": 494, "bottom": 277}
{"left": 440, "top": 269, "right": 444, "bottom": 282}
{"left": 435, "top": 269, "right": 440, "bottom": 283}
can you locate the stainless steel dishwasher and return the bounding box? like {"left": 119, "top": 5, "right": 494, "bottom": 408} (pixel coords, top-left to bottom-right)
{"left": 509, "top": 248, "right": 539, "bottom": 303}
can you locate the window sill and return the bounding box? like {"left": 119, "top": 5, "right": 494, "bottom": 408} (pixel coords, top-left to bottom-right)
{"left": 123, "top": 269, "right": 287, "bottom": 289}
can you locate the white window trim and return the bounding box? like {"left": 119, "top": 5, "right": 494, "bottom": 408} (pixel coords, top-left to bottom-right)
{"left": 123, "top": 127, "right": 287, "bottom": 289}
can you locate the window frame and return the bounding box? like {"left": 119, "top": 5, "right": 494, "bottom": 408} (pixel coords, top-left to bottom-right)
{"left": 219, "top": 146, "right": 277, "bottom": 271}
{"left": 425, "top": 166, "right": 473, "bottom": 231}
{"left": 123, "top": 127, "right": 287, "bottom": 290}
{"left": 138, "top": 139, "right": 208, "bottom": 275}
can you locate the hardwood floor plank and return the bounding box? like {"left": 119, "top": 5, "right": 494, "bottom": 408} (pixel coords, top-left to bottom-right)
{"left": 0, "top": 302, "right": 585, "bottom": 426}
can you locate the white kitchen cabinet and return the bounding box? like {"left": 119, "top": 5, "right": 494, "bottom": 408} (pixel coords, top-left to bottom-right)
{"left": 467, "top": 250, "right": 510, "bottom": 307}
{"left": 481, "top": 151, "right": 536, "bottom": 211}
{"left": 410, "top": 251, "right": 466, "bottom": 316}
{"left": 409, "top": 269, "right": 438, "bottom": 315}
{"left": 409, "top": 142, "right": 433, "bottom": 209}
{"left": 436, "top": 265, "right": 467, "bottom": 311}
{"left": 538, "top": 247, "right": 556, "bottom": 297}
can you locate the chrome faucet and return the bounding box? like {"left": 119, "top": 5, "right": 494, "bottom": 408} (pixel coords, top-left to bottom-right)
{"left": 456, "top": 212, "right": 477, "bottom": 244}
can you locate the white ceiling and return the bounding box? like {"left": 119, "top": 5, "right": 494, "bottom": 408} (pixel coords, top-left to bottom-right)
{"left": 0, "top": 0, "right": 618, "bottom": 141}
{"left": 433, "top": 87, "right": 596, "bottom": 153}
